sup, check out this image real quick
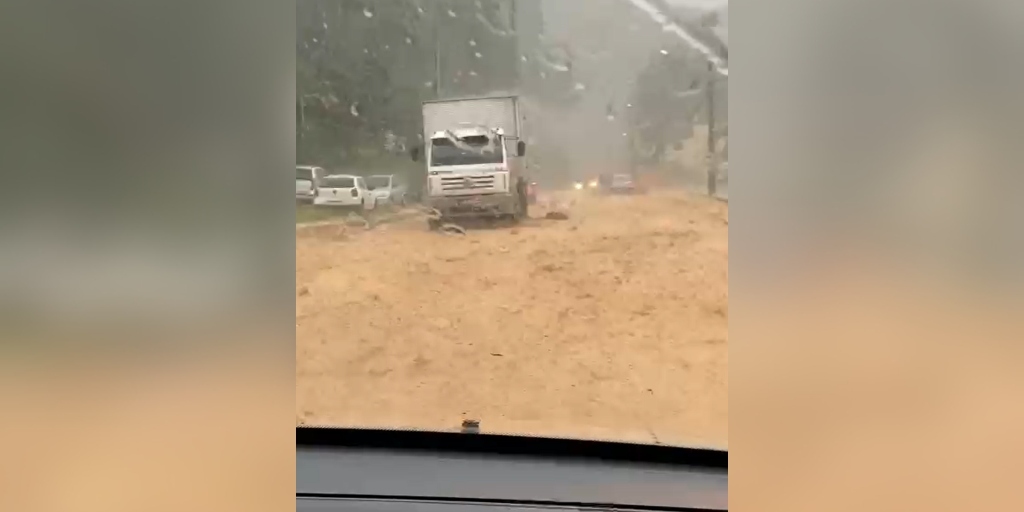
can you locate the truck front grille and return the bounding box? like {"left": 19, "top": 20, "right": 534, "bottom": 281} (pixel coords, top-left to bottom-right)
{"left": 440, "top": 175, "right": 496, "bottom": 191}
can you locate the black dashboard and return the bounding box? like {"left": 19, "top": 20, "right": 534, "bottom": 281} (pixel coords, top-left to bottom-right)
{"left": 297, "top": 427, "right": 728, "bottom": 511}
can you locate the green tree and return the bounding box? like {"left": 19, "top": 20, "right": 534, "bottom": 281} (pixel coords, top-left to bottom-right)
{"left": 627, "top": 45, "right": 711, "bottom": 165}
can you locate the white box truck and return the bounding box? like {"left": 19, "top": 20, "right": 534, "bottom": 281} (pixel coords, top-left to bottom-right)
{"left": 411, "top": 95, "right": 528, "bottom": 227}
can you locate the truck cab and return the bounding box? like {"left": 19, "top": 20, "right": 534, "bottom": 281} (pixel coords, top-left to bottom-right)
{"left": 427, "top": 127, "right": 510, "bottom": 195}
{"left": 411, "top": 96, "right": 529, "bottom": 225}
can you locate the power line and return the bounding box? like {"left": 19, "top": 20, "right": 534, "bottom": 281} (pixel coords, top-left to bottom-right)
{"left": 623, "top": 0, "right": 729, "bottom": 76}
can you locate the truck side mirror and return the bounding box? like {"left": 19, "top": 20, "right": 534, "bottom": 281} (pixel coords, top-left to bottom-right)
{"left": 410, "top": 145, "right": 421, "bottom": 162}
{"left": 517, "top": 141, "right": 526, "bottom": 157}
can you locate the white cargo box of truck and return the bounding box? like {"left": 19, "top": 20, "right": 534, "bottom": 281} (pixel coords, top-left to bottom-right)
{"left": 422, "top": 95, "right": 523, "bottom": 144}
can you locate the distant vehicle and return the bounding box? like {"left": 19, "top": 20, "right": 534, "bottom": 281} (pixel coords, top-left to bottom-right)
{"left": 366, "top": 174, "right": 409, "bottom": 207}
{"left": 600, "top": 173, "right": 641, "bottom": 194}
{"left": 296, "top": 165, "right": 327, "bottom": 203}
{"left": 313, "top": 174, "right": 377, "bottom": 211}
{"left": 410, "top": 95, "right": 528, "bottom": 228}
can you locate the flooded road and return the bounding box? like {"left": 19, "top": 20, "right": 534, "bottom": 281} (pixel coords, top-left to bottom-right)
{"left": 296, "top": 188, "right": 728, "bottom": 447}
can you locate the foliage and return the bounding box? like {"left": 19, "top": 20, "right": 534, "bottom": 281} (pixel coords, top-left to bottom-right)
{"left": 626, "top": 43, "right": 723, "bottom": 165}
{"left": 297, "top": 0, "right": 569, "bottom": 171}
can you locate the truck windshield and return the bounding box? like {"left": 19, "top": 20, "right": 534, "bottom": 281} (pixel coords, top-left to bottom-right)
{"left": 430, "top": 135, "right": 503, "bottom": 166}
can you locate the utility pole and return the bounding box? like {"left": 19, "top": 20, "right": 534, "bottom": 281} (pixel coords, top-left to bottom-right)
{"left": 433, "top": 2, "right": 442, "bottom": 98}
{"left": 705, "top": 60, "right": 717, "bottom": 197}
{"left": 510, "top": 0, "right": 519, "bottom": 89}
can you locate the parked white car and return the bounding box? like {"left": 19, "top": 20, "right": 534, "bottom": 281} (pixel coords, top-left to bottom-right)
{"left": 313, "top": 174, "right": 377, "bottom": 211}
{"left": 296, "top": 166, "right": 326, "bottom": 203}
{"left": 366, "top": 174, "right": 408, "bottom": 206}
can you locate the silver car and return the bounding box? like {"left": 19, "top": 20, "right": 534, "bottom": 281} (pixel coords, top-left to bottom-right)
{"left": 605, "top": 173, "right": 638, "bottom": 194}
{"left": 296, "top": 166, "right": 326, "bottom": 203}
{"left": 366, "top": 174, "right": 409, "bottom": 206}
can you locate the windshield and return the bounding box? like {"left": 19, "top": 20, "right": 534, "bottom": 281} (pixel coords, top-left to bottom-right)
{"left": 366, "top": 176, "right": 391, "bottom": 190}
{"left": 320, "top": 176, "right": 354, "bottom": 188}
{"left": 296, "top": 167, "right": 314, "bottom": 181}
{"left": 297, "top": 0, "right": 728, "bottom": 449}
{"left": 430, "top": 135, "right": 504, "bottom": 166}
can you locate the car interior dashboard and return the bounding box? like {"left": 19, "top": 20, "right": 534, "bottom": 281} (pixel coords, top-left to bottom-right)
{"left": 297, "top": 426, "right": 728, "bottom": 512}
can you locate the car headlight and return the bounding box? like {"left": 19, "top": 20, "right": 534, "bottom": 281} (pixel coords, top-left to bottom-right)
{"left": 588, "top": 180, "right": 598, "bottom": 188}
{"left": 573, "top": 182, "right": 584, "bottom": 190}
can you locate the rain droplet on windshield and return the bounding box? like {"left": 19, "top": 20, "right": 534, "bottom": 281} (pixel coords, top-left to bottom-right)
{"left": 469, "top": 70, "right": 478, "bottom": 76}
{"left": 363, "top": 8, "right": 373, "bottom": 18}
{"left": 607, "top": 114, "right": 616, "bottom": 121}
{"left": 474, "top": 52, "right": 482, "bottom": 58}
{"left": 405, "top": 37, "right": 412, "bottom": 44}
{"left": 660, "top": 49, "right": 669, "bottom": 55}
{"left": 350, "top": 103, "right": 360, "bottom": 117}
{"left": 447, "top": 9, "right": 457, "bottom": 18}
{"left": 469, "top": 39, "right": 476, "bottom": 47}
{"left": 574, "top": 82, "right": 586, "bottom": 91}
{"left": 520, "top": 55, "right": 528, "bottom": 62}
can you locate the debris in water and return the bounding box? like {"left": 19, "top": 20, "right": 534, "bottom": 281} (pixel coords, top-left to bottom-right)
{"left": 345, "top": 212, "right": 370, "bottom": 230}
{"left": 441, "top": 223, "right": 467, "bottom": 235}
{"left": 422, "top": 206, "right": 443, "bottom": 220}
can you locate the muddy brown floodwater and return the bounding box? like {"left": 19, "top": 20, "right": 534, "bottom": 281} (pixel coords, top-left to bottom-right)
{"left": 296, "top": 189, "right": 728, "bottom": 447}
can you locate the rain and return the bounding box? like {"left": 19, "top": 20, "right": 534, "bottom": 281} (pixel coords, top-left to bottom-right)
{"left": 296, "top": 0, "right": 730, "bottom": 446}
